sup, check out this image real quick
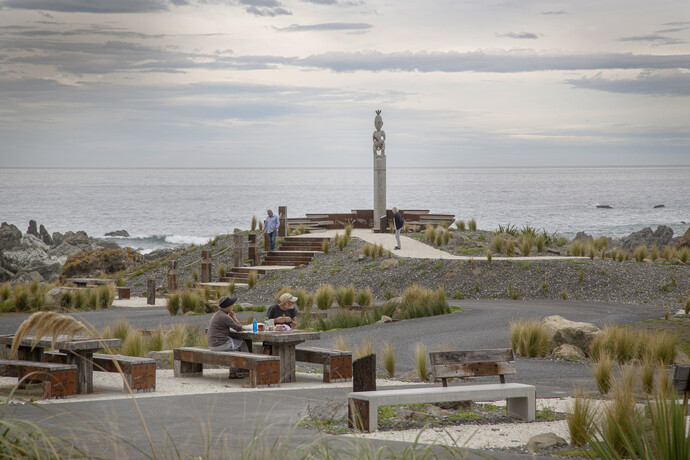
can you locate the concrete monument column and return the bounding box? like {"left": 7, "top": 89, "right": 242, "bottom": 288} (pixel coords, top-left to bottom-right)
{"left": 372, "top": 110, "right": 387, "bottom": 230}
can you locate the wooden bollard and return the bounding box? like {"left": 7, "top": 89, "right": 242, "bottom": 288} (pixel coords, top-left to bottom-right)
{"left": 201, "top": 250, "right": 212, "bottom": 283}
{"left": 248, "top": 234, "right": 258, "bottom": 266}
{"left": 167, "top": 260, "right": 178, "bottom": 292}
{"left": 233, "top": 234, "right": 244, "bottom": 268}
{"left": 278, "top": 206, "right": 287, "bottom": 237}
{"left": 146, "top": 279, "right": 155, "bottom": 305}
{"left": 349, "top": 353, "right": 376, "bottom": 430}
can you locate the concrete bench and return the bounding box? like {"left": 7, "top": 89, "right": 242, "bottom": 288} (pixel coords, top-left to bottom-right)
{"left": 44, "top": 351, "right": 156, "bottom": 393}
{"left": 0, "top": 358, "right": 77, "bottom": 399}
{"left": 173, "top": 347, "right": 280, "bottom": 388}
{"left": 294, "top": 346, "right": 352, "bottom": 383}
{"left": 348, "top": 348, "right": 536, "bottom": 432}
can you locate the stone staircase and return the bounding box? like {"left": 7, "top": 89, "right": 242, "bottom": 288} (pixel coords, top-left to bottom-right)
{"left": 219, "top": 236, "right": 330, "bottom": 284}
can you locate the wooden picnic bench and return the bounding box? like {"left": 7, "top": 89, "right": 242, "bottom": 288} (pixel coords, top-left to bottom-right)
{"left": 173, "top": 347, "right": 280, "bottom": 388}
{"left": 348, "top": 348, "right": 536, "bottom": 432}
{"left": 294, "top": 345, "right": 352, "bottom": 383}
{"left": 44, "top": 351, "right": 155, "bottom": 393}
{"left": 0, "top": 358, "right": 77, "bottom": 399}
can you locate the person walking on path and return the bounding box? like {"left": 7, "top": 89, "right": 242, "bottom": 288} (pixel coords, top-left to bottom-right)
{"left": 207, "top": 296, "right": 249, "bottom": 378}
{"left": 264, "top": 209, "right": 280, "bottom": 251}
{"left": 393, "top": 207, "right": 404, "bottom": 250}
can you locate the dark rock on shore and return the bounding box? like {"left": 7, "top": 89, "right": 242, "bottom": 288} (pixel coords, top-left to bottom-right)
{"left": 615, "top": 225, "right": 674, "bottom": 250}
{"left": 596, "top": 205, "right": 613, "bottom": 209}
{"left": 105, "top": 230, "right": 130, "bottom": 237}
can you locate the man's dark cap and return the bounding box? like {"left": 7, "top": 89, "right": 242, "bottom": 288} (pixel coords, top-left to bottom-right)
{"left": 219, "top": 296, "right": 238, "bottom": 309}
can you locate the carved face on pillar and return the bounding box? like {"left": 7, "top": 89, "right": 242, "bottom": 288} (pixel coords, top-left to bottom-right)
{"left": 374, "top": 115, "right": 383, "bottom": 130}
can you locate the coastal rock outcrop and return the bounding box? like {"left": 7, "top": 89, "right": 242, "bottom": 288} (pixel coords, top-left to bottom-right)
{"left": 105, "top": 229, "right": 130, "bottom": 237}
{"left": 0, "top": 222, "right": 22, "bottom": 251}
{"left": 61, "top": 247, "right": 143, "bottom": 279}
{"left": 541, "top": 315, "right": 601, "bottom": 356}
{"left": 615, "top": 225, "right": 674, "bottom": 250}
{"left": 676, "top": 226, "right": 690, "bottom": 249}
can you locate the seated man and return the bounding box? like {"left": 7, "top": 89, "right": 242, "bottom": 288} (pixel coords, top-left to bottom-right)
{"left": 266, "top": 293, "right": 299, "bottom": 330}
{"left": 207, "top": 296, "right": 249, "bottom": 378}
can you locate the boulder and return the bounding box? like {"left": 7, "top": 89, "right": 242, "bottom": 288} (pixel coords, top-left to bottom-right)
{"left": 377, "top": 315, "right": 393, "bottom": 324}
{"left": 61, "top": 247, "right": 142, "bottom": 279}
{"left": 526, "top": 433, "right": 568, "bottom": 454}
{"left": 104, "top": 230, "right": 130, "bottom": 237}
{"left": 49, "top": 241, "right": 83, "bottom": 260}
{"left": 551, "top": 344, "right": 585, "bottom": 360}
{"left": 94, "top": 239, "right": 122, "bottom": 250}
{"left": 52, "top": 232, "right": 64, "bottom": 246}
{"left": 676, "top": 226, "right": 690, "bottom": 249}
{"left": 306, "top": 400, "right": 348, "bottom": 422}
{"left": 39, "top": 224, "right": 53, "bottom": 246}
{"left": 0, "top": 222, "right": 22, "bottom": 251}
{"left": 616, "top": 225, "right": 674, "bottom": 250}
{"left": 60, "top": 231, "right": 93, "bottom": 250}
{"left": 27, "top": 219, "right": 39, "bottom": 237}
{"left": 573, "top": 231, "right": 593, "bottom": 242}
{"left": 541, "top": 315, "right": 601, "bottom": 356}
{"left": 14, "top": 270, "right": 44, "bottom": 284}
{"left": 379, "top": 258, "right": 398, "bottom": 269}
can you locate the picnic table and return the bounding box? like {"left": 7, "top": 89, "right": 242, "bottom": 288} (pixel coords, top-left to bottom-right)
{"left": 0, "top": 334, "right": 122, "bottom": 394}
{"left": 227, "top": 330, "right": 320, "bottom": 383}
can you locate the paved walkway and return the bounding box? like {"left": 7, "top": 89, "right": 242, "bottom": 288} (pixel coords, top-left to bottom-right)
{"left": 303, "top": 229, "right": 582, "bottom": 261}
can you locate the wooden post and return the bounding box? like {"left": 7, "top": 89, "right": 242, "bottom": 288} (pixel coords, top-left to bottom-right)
{"left": 248, "top": 234, "right": 258, "bottom": 266}
{"left": 379, "top": 215, "right": 387, "bottom": 234}
{"left": 264, "top": 232, "right": 270, "bottom": 253}
{"left": 146, "top": 279, "right": 155, "bottom": 305}
{"left": 233, "top": 234, "right": 244, "bottom": 267}
{"left": 352, "top": 353, "right": 376, "bottom": 392}
{"left": 201, "top": 250, "right": 212, "bottom": 283}
{"left": 167, "top": 261, "right": 178, "bottom": 292}
{"left": 349, "top": 353, "right": 376, "bottom": 430}
{"left": 278, "top": 206, "right": 287, "bottom": 237}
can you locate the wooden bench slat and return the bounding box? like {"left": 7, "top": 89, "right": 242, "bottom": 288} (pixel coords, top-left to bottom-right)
{"left": 0, "top": 358, "right": 77, "bottom": 399}
{"left": 173, "top": 347, "right": 280, "bottom": 388}
{"left": 432, "top": 362, "right": 516, "bottom": 379}
{"left": 294, "top": 345, "right": 352, "bottom": 383}
{"left": 429, "top": 349, "right": 515, "bottom": 365}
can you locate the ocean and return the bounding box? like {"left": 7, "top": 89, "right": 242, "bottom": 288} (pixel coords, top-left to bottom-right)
{"left": 1, "top": 167, "right": 688, "bottom": 253}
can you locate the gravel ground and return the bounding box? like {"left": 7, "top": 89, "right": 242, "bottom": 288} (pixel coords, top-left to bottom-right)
{"left": 126, "top": 231, "right": 689, "bottom": 310}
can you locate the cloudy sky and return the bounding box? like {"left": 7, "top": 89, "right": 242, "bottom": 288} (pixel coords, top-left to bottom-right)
{"left": 1, "top": 0, "right": 689, "bottom": 168}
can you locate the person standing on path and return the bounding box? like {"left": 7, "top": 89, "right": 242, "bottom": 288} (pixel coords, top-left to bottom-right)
{"left": 264, "top": 209, "right": 280, "bottom": 251}
{"left": 393, "top": 207, "right": 404, "bottom": 250}
{"left": 207, "top": 296, "right": 249, "bottom": 378}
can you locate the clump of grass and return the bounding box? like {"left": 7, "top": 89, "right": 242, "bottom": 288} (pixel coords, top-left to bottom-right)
{"left": 633, "top": 245, "right": 648, "bottom": 262}
{"left": 442, "top": 228, "right": 450, "bottom": 245}
{"left": 167, "top": 292, "right": 180, "bottom": 316}
{"left": 59, "top": 290, "right": 73, "bottom": 309}
{"left": 468, "top": 219, "right": 477, "bottom": 231}
{"left": 599, "top": 367, "right": 639, "bottom": 457}
{"left": 0, "top": 282, "right": 11, "bottom": 302}
{"left": 164, "top": 323, "right": 188, "bottom": 349}
{"left": 592, "top": 352, "right": 613, "bottom": 395}
{"left": 247, "top": 271, "right": 258, "bottom": 289}
{"left": 649, "top": 244, "right": 660, "bottom": 261}
{"left": 455, "top": 220, "right": 466, "bottom": 231}
{"left": 335, "top": 284, "right": 355, "bottom": 307}
{"left": 643, "top": 330, "right": 677, "bottom": 365}
{"left": 344, "top": 224, "right": 353, "bottom": 239}
{"left": 561, "top": 289, "right": 568, "bottom": 300}
{"left": 505, "top": 239, "right": 515, "bottom": 257}
{"left": 12, "top": 285, "right": 30, "bottom": 312}
{"left": 227, "top": 281, "right": 236, "bottom": 296}
{"left": 685, "top": 297, "right": 690, "bottom": 315}
{"left": 507, "top": 282, "right": 521, "bottom": 300}
{"left": 434, "top": 231, "right": 443, "bottom": 247}
{"left": 321, "top": 239, "right": 330, "bottom": 254}
{"left": 541, "top": 281, "right": 548, "bottom": 292}
{"left": 535, "top": 235, "right": 545, "bottom": 252}
{"left": 381, "top": 341, "right": 395, "bottom": 378}
{"left": 353, "top": 336, "right": 374, "bottom": 360}
{"left": 486, "top": 250, "right": 492, "bottom": 262}
{"left": 315, "top": 284, "right": 335, "bottom": 310}
{"left": 147, "top": 326, "right": 165, "bottom": 352}
{"left": 355, "top": 287, "right": 372, "bottom": 306}
{"left": 566, "top": 389, "right": 597, "bottom": 447}
{"left": 251, "top": 215, "right": 258, "bottom": 231}
{"left": 362, "top": 243, "right": 372, "bottom": 258}
{"left": 520, "top": 236, "right": 532, "bottom": 257}
{"left": 334, "top": 335, "right": 347, "bottom": 351}
{"left": 122, "top": 329, "right": 146, "bottom": 357}
{"left": 491, "top": 235, "right": 505, "bottom": 254}
{"left": 376, "top": 243, "right": 384, "bottom": 257}
{"left": 679, "top": 246, "right": 690, "bottom": 263}
{"left": 425, "top": 224, "right": 436, "bottom": 243}
{"left": 218, "top": 264, "right": 226, "bottom": 278}
{"left": 96, "top": 284, "right": 115, "bottom": 309}
{"left": 509, "top": 319, "right": 550, "bottom": 357}
{"left": 414, "top": 342, "right": 429, "bottom": 381}
{"left": 389, "top": 284, "right": 449, "bottom": 320}
{"left": 640, "top": 356, "right": 658, "bottom": 395}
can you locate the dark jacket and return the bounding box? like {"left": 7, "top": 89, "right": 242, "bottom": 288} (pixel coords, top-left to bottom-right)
{"left": 394, "top": 212, "right": 404, "bottom": 230}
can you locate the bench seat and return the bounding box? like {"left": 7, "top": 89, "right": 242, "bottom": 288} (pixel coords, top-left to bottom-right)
{"left": 294, "top": 346, "right": 352, "bottom": 383}
{"left": 44, "top": 351, "right": 155, "bottom": 393}
{"left": 349, "top": 383, "right": 536, "bottom": 432}
{"left": 0, "top": 358, "right": 77, "bottom": 399}
{"left": 173, "top": 347, "right": 280, "bottom": 388}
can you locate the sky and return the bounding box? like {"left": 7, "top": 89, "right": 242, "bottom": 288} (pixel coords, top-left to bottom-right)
{"left": 0, "top": 0, "right": 689, "bottom": 168}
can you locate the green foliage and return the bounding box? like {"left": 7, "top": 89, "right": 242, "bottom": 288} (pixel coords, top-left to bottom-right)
{"left": 247, "top": 271, "right": 258, "bottom": 289}
{"left": 593, "top": 352, "right": 613, "bottom": 395}
{"left": 167, "top": 293, "right": 180, "bottom": 316}
{"left": 147, "top": 326, "right": 165, "bottom": 352}
{"left": 353, "top": 336, "right": 374, "bottom": 360}
{"left": 633, "top": 245, "right": 649, "bottom": 262}
{"left": 455, "top": 220, "right": 466, "bottom": 231}
{"left": 315, "top": 284, "right": 335, "bottom": 310}
{"left": 218, "top": 264, "right": 226, "bottom": 278}
{"left": 59, "top": 290, "right": 73, "bottom": 309}
{"left": 566, "top": 389, "right": 597, "bottom": 447}
{"left": 180, "top": 290, "right": 202, "bottom": 314}
{"left": 12, "top": 285, "right": 30, "bottom": 311}
{"left": 486, "top": 250, "right": 492, "bottom": 262}
{"left": 335, "top": 284, "right": 355, "bottom": 307}
{"left": 0, "top": 282, "right": 10, "bottom": 302}
{"left": 505, "top": 239, "right": 515, "bottom": 257}
{"left": 252, "top": 305, "right": 266, "bottom": 312}
{"left": 321, "top": 239, "right": 330, "bottom": 254}
{"left": 122, "top": 329, "right": 146, "bottom": 357}
{"left": 510, "top": 319, "right": 550, "bottom": 357}
{"left": 507, "top": 282, "right": 521, "bottom": 300}
{"left": 425, "top": 224, "right": 436, "bottom": 243}
{"left": 381, "top": 341, "right": 395, "bottom": 378}
{"left": 95, "top": 284, "right": 115, "bottom": 309}
{"left": 251, "top": 215, "right": 258, "bottom": 231}
{"left": 112, "top": 318, "right": 133, "bottom": 344}
{"left": 451, "top": 291, "right": 463, "bottom": 300}
{"left": 519, "top": 236, "right": 533, "bottom": 256}
{"left": 468, "top": 218, "right": 477, "bottom": 231}
{"left": 414, "top": 342, "right": 429, "bottom": 381}
{"left": 355, "top": 288, "right": 372, "bottom": 307}
{"left": 387, "top": 284, "right": 449, "bottom": 320}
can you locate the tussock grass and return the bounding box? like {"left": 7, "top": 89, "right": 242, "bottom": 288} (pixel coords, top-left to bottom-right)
{"left": 591, "top": 327, "right": 677, "bottom": 365}
{"left": 633, "top": 245, "right": 648, "bottom": 262}
{"left": 509, "top": 319, "right": 549, "bottom": 357}
{"left": 96, "top": 284, "right": 115, "bottom": 309}
{"left": 147, "top": 326, "right": 164, "bottom": 352}
{"left": 390, "top": 284, "right": 449, "bottom": 320}
{"left": 167, "top": 293, "right": 180, "bottom": 316}
{"left": 486, "top": 250, "right": 492, "bottom": 262}
{"left": 12, "top": 285, "right": 30, "bottom": 311}
{"left": 520, "top": 236, "right": 532, "bottom": 256}
{"left": 535, "top": 235, "right": 545, "bottom": 252}
{"left": 455, "top": 220, "right": 466, "bottom": 231}
{"left": 10, "top": 311, "right": 87, "bottom": 358}
{"left": 425, "top": 224, "right": 436, "bottom": 243}
{"left": 0, "top": 282, "right": 10, "bottom": 302}
{"left": 434, "top": 231, "right": 443, "bottom": 246}
{"left": 468, "top": 218, "right": 477, "bottom": 231}
{"left": 247, "top": 271, "right": 258, "bottom": 289}
{"left": 335, "top": 284, "right": 355, "bottom": 307}
{"left": 344, "top": 224, "right": 353, "bottom": 239}
{"left": 164, "top": 323, "right": 188, "bottom": 349}
{"left": 680, "top": 246, "right": 690, "bottom": 263}
{"left": 598, "top": 367, "right": 640, "bottom": 457}
{"left": 649, "top": 244, "right": 660, "bottom": 261}
{"left": 333, "top": 335, "right": 347, "bottom": 351}
{"left": 218, "top": 264, "right": 226, "bottom": 278}
{"left": 321, "top": 239, "right": 330, "bottom": 254}
{"left": 505, "top": 239, "right": 515, "bottom": 257}
{"left": 491, "top": 235, "right": 505, "bottom": 254}
{"left": 180, "top": 290, "right": 201, "bottom": 314}
{"left": 111, "top": 318, "right": 133, "bottom": 345}
{"left": 592, "top": 352, "right": 613, "bottom": 395}
{"left": 507, "top": 282, "right": 521, "bottom": 300}
{"left": 315, "top": 284, "right": 335, "bottom": 310}
{"left": 381, "top": 341, "right": 395, "bottom": 378}
{"left": 251, "top": 215, "right": 258, "bottom": 231}
{"left": 442, "top": 228, "right": 450, "bottom": 245}
{"left": 414, "top": 342, "right": 429, "bottom": 381}
{"left": 640, "top": 356, "right": 658, "bottom": 395}
{"left": 566, "top": 389, "right": 597, "bottom": 447}
{"left": 122, "top": 329, "right": 146, "bottom": 357}
{"left": 685, "top": 297, "right": 690, "bottom": 315}
{"left": 353, "top": 336, "right": 374, "bottom": 360}
{"left": 355, "top": 287, "right": 372, "bottom": 306}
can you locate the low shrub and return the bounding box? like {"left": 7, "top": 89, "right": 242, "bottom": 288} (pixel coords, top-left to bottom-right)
{"left": 468, "top": 219, "right": 477, "bottom": 231}
{"left": 247, "top": 271, "right": 258, "bottom": 289}
{"left": 0, "top": 282, "right": 11, "bottom": 302}
{"left": 321, "top": 239, "right": 330, "bottom": 254}
{"left": 355, "top": 288, "right": 372, "bottom": 307}
{"left": 505, "top": 239, "right": 515, "bottom": 257}
{"left": 633, "top": 245, "right": 648, "bottom": 262}
{"left": 455, "top": 220, "right": 466, "bottom": 231}
{"left": 509, "top": 319, "right": 549, "bottom": 357}
{"left": 335, "top": 284, "right": 355, "bottom": 307}
{"left": 315, "top": 284, "right": 335, "bottom": 310}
